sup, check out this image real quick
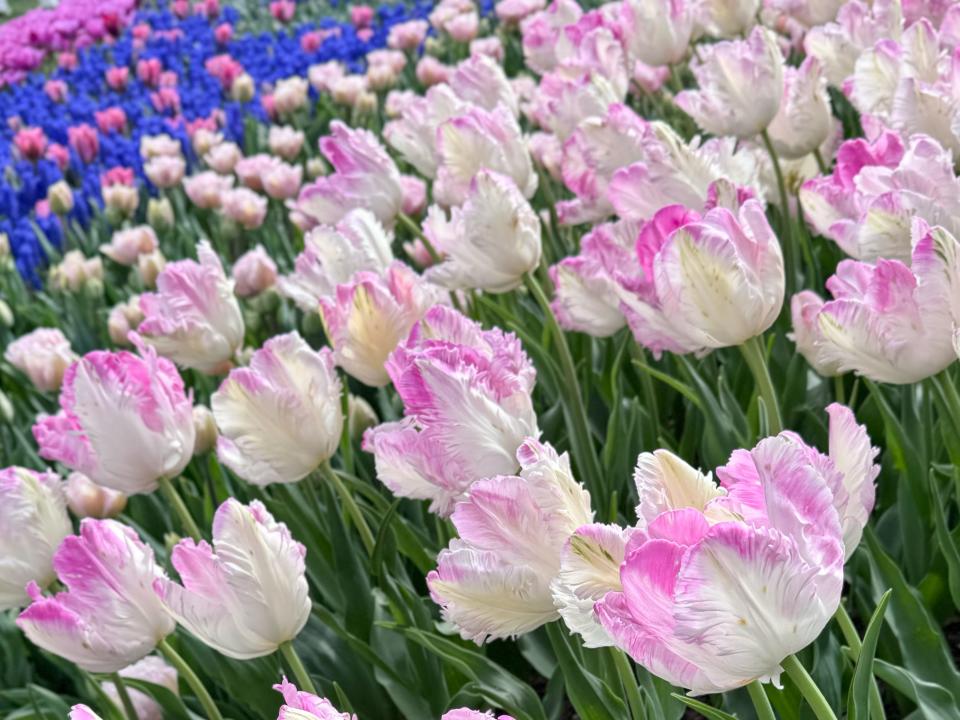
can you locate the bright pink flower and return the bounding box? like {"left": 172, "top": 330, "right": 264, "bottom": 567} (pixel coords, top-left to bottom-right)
{"left": 300, "top": 30, "right": 322, "bottom": 53}
{"left": 231, "top": 244, "right": 278, "bottom": 298}
{"left": 17, "top": 519, "right": 175, "bottom": 672}
{"left": 0, "top": 467, "right": 71, "bottom": 611}
{"left": 101, "top": 166, "right": 135, "bottom": 188}
{"left": 618, "top": 200, "right": 783, "bottom": 357}
{"left": 136, "top": 57, "right": 162, "bottom": 86}
{"left": 44, "top": 79, "right": 67, "bottom": 102}
{"left": 212, "top": 334, "right": 342, "bottom": 485}
{"left": 294, "top": 121, "right": 403, "bottom": 228}
{"left": 204, "top": 53, "right": 244, "bottom": 91}
{"left": 363, "top": 306, "right": 538, "bottom": 515}
{"left": 172, "top": 0, "right": 189, "bottom": 17}
{"left": 106, "top": 66, "right": 129, "bottom": 91}
{"left": 68, "top": 124, "right": 99, "bottom": 164}
{"left": 58, "top": 52, "right": 78, "bottom": 71}
{"left": 32, "top": 342, "right": 195, "bottom": 495}
{"left": 351, "top": 5, "right": 375, "bottom": 27}
{"left": 155, "top": 499, "right": 309, "bottom": 659}
{"left": 46, "top": 143, "right": 70, "bottom": 171}
{"left": 269, "top": 0, "right": 295, "bottom": 22}
{"left": 94, "top": 106, "right": 127, "bottom": 134}
{"left": 214, "top": 22, "right": 233, "bottom": 45}
{"left": 428, "top": 439, "right": 591, "bottom": 642}
{"left": 274, "top": 678, "right": 357, "bottom": 720}
{"left": 4, "top": 328, "right": 77, "bottom": 393}
{"left": 387, "top": 19, "right": 429, "bottom": 50}
{"left": 138, "top": 242, "right": 245, "bottom": 374}
{"left": 14, "top": 127, "right": 47, "bottom": 161}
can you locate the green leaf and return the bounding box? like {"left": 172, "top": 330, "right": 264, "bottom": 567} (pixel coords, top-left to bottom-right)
{"left": 544, "top": 623, "right": 626, "bottom": 720}
{"left": 669, "top": 694, "right": 738, "bottom": 720}
{"left": 847, "top": 589, "right": 891, "bottom": 720}
{"left": 929, "top": 469, "right": 960, "bottom": 611}
{"left": 872, "top": 659, "right": 958, "bottom": 720}
{"left": 122, "top": 679, "right": 196, "bottom": 720}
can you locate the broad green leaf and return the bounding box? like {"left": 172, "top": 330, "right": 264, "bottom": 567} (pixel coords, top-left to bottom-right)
{"left": 847, "top": 590, "right": 891, "bottom": 720}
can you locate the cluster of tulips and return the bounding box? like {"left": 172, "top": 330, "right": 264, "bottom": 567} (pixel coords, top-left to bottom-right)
{"left": 2, "top": 0, "right": 960, "bottom": 719}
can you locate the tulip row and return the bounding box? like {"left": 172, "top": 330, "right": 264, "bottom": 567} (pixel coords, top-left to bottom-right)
{"left": 2, "top": 1, "right": 960, "bottom": 720}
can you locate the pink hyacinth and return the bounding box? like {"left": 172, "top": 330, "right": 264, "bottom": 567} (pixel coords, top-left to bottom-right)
{"left": 293, "top": 121, "right": 403, "bottom": 228}
{"left": 363, "top": 305, "right": 539, "bottom": 515}
{"left": 32, "top": 341, "right": 195, "bottom": 496}
{"left": 138, "top": 241, "right": 245, "bottom": 374}
{"left": 17, "top": 519, "right": 175, "bottom": 673}
{"left": 155, "top": 499, "right": 310, "bottom": 659}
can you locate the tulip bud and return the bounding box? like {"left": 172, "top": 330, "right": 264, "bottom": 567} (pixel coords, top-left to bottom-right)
{"left": 147, "top": 197, "right": 175, "bottom": 232}
{"left": 231, "top": 73, "right": 255, "bottom": 102}
{"left": 64, "top": 472, "right": 127, "bottom": 519}
{"left": 192, "top": 404, "right": 218, "bottom": 455}
{"left": 424, "top": 37, "right": 444, "bottom": 55}
{"left": 47, "top": 180, "right": 74, "bottom": 216}
{"left": 4, "top": 328, "right": 77, "bottom": 393}
{"left": 306, "top": 157, "right": 327, "bottom": 179}
{"left": 355, "top": 91, "right": 379, "bottom": 115}
{"left": 108, "top": 296, "right": 144, "bottom": 347}
{"left": 0, "top": 299, "right": 12, "bottom": 328}
{"left": 138, "top": 250, "right": 166, "bottom": 288}
{"left": 348, "top": 395, "right": 377, "bottom": 442}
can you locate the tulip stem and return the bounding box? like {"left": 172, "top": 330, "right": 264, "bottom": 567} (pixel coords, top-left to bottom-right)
{"left": 760, "top": 129, "right": 797, "bottom": 290}
{"left": 397, "top": 211, "right": 441, "bottom": 264}
{"left": 109, "top": 672, "right": 138, "bottom": 720}
{"left": 813, "top": 148, "right": 828, "bottom": 174}
{"left": 782, "top": 654, "right": 839, "bottom": 720}
{"left": 158, "top": 476, "right": 203, "bottom": 541}
{"left": 739, "top": 335, "right": 783, "bottom": 435}
{"left": 834, "top": 604, "right": 887, "bottom": 720}
{"left": 610, "top": 649, "right": 645, "bottom": 720}
{"left": 279, "top": 640, "right": 318, "bottom": 695}
{"left": 158, "top": 638, "right": 224, "bottom": 720}
{"left": 523, "top": 272, "right": 605, "bottom": 496}
{"left": 320, "top": 460, "right": 375, "bottom": 555}
{"left": 747, "top": 681, "right": 776, "bottom": 720}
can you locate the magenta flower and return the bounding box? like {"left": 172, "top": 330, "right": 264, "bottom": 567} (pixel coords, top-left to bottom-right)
{"left": 294, "top": 121, "right": 403, "bottom": 228}
{"left": 274, "top": 678, "right": 357, "bottom": 720}
{"left": 32, "top": 342, "right": 195, "bottom": 495}
{"left": 17, "top": 519, "right": 175, "bottom": 673}
{"left": 155, "top": 499, "right": 310, "bottom": 660}
{"left": 363, "top": 306, "right": 539, "bottom": 515}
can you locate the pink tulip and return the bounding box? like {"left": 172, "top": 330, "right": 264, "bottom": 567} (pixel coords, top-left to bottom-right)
{"left": 0, "top": 467, "right": 71, "bottom": 610}
{"left": 46, "top": 143, "right": 70, "bottom": 171}
{"left": 215, "top": 22, "right": 233, "bottom": 45}
{"left": 4, "top": 328, "right": 77, "bottom": 393}
{"left": 496, "top": 0, "right": 546, "bottom": 24}
{"left": 94, "top": 106, "right": 127, "bottom": 134}
{"left": 351, "top": 5, "right": 375, "bottom": 27}
{"left": 18, "top": 519, "right": 175, "bottom": 672}
{"left": 144, "top": 155, "right": 185, "bottom": 189}
{"left": 470, "top": 36, "right": 505, "bottom": 61}
{"left": 767, "top": 57, "right": 832, "bottom": 160}
{"left": 44, "top": 79, "right": 67, "bottom": 102}
{"left": 64, "top": 472, "right": 127, "bottom": 520}
{"left": 184, "top": 171, "right": 234, "bottom": 209}
{"left": 100, "top": 225, "right": 158, "bottom": 266}
{"left": 263, "top": 161, "right": 303, "bottom": 200}
{"left": 399, "top": 175, "right": 427, "bottom": 216}
{"left": 300, "top": 30, "right": 323, "bottom": 53}
{"left": 14, "top": 127, "right": 46, "bottom": 161}
{"left": 205, "top": 141, "right": 242, "bottom": 174}
{"left": 106, "top": 66, "right": 129, "bottom": 91}
{"left": 415, "top": 56, "right": 454, "bottom": 86}
{"left": 269, "top": 125, "right": 305, "bottom": 160}
{"left": 520, "top": 0, "right": 583, "bottom": 74}
{"left": 363, "top": 306, "right": 538, "bottom": 515}
{"left": 231, "top": 245, "right": 278, "bottom": 298}
{"left": 155, "top": 499, "right": 310, "bottom": 659}
{"left": 221, "top": 187, "right": 268, "bottom": 229}
{"left": 383, "top": 84, "right": 466, "bottom": 179}
{"left": 620, "top": 0, "right": 694, "bottom": 67}
{"left": 387, "top": 19, "right": 429, "bottom": 50}
{"left": 428, "top": 439, "right": 592, "bottom": 642}
{"left": 32, "top": 342, "right": 195, "bottom": 495}
{"left": 136, "top": 57, "right": 162, "bottom": 86}
{"left": 270, "top": 0, "right": 295, "bottom": 21}
{"left": 451, "top": 54, "right": 518, "bottom": 115}
{"left": 274, "top": 679, "right": 357, "bottom": 720}
{"left": 293, "top": 121, "right": 403, "bottom": 228}
{"left": 138, "top": 242, "right": 245, "bottom": 374}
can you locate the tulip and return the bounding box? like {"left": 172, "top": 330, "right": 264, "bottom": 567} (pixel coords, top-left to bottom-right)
{"left": 675, "top": 27, "right": 784, "bottom": 139}
{"left": 184, "top": 171, "right": 234, "bottom": 209}
{"left": 273, "top": 76, "right": 309, "bottom": 115}
{"left": 70, "top": 706, "right": 103, "bottom": 720}
{"left": 384, "top": 84, "right": 467, "bottom": 179}
{"left": 472, "top": 36, "right": 506, "bottom": 61}
{"left": 44, "top": 79, "right": 68, "bottom": 102}
{"left": 766, "top": 58, "right": 832, "bottom": 160}
{"left": 450, "top": 54, "right": 518, "bottom": 116}
{"left": 13, "top": 127, "right": 47, "bottom": 161}
{"left": 596, "top": 437, "right": 846, "bottom": 694}
{"left": 425, "top": 171, "right": 541, "bottom": 293}
{"left": 144, "top": 155, "right": 186, "bottom": 189}
{"left": 45, "top": 181, "right": 72, "bottom": 218}
{"left": 294, "top": 121, "right": 403, "bottom": 228}
{"left": 33, "top": 341, "right": 195, "bottom": 495}
{"left": 444, "top": 711, "right": 516, "bottom": 720}
{"left": 521, "top": 0, "right": 584, "bottom": 75}
{"left": 95, "top": 107, "right": 128, "bottom": 135}
{"left": 617, "top": 199, "right": 784, "bottom": 357}
{"left": 435, "top": 105, "right": 537, "bottom": 206}
{"left": 695, "top": 0, "right": 760, "bottom": 38}
{"left": 108, "top": 296, "right": 145, "bottom": 347}
{"left": 308, "top": 61, "right": 346, "bottom": 92}
{"left": 102, "top": 656, "right": 178, "bottom": 720}
{"left": 205, "top": 141, "right": 242, "bottom": 174}
{"left": 319, "top": 263, "right": 441, "bottom": 386}
{"left": 100, "top": 225, "right": 158, "bottom": 266}
{"left": 263, "top": 161, "right": 303, "bottom": 200}
{"left": 363, "top": 306, "right": 538, "bottom": 515}
{"left": 416, "top": 56, "right": 454, "bottom": 86}
{"left": 531, "top": 70, "right": 623, "bottom": 143}
{"left": 136, "top": 250, "right": 165, "bottom": 289}
{"left": 140, "top": 134, "right": 182, "bottom": 159}
{"left": 400, "top": 175, "right": 428, "bottom": 216}
{"left": 237, "top": 155, "right": 283, "bottom": 192}
{"left": 277, "top": 209, "right": 394, "bottom": 311}
{"left": 50, "top": 251, "right": 103, "bottom": 293}
{"left": 804, "top": 226, "right": 956, "bottom": 384}
{"left": 0, "top": 467, "right": 71, "bottom": 610}
{"left": 268, "top": 125, "right": 305, "bottom": 160}
{"left": 155, "top": 498, "right": 310, "bottom": 659}
{"left": 192, "top": 404, "right": 219, "bottom": 456}
{"left": 147, "top": 197, "right": 175, "bottom": 232}
{"left": 18, "top": 519, "right": 175, "bottom": 672}
{"left": 64, "top": 472, "right": 127, "bottom": 519}
{"left": 428, "top": 439, "right": 592, "bottom": 643}
{"left": 274, "top": 679, "right": 357, "bottom": 720}
{"left": 620, "top": 0, "right": 693, "bottom": 67}
{"left": 138, "top": 242, "right": 244, "bottom": 374}
{"left": 387, "top": 19, "right": 429, "bottom": 50}
{"left": 789, "top": 291, "right": 843, "bottom": 377}
{"left": 550, "top": 219, "right": 640, "bottom": 337}
{"left": 232, "top": 245, "right": 278, "bottom": 298}
{"left": 106, "top": 66, "right": 130, "bottom": 90}
{"left": 212, "top": 333, "right": 343, "bottom": 486}
{"left": 68, "top": 124, "right": 99, "bottom": 164}
{"left": 496, "top": 0, "right": 546, "bottom": 23}
{"left": 102, "top": 184, "right": 139, "bottom": 219}
{"left": 4, "top": 327, "right": 77, "bottom": 393}
{"left": 331, "top": 75, "right": 368, "bottom": 106}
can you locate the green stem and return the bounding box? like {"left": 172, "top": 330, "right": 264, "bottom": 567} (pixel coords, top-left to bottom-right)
{"left": 782, "top": 654, "right": 839, "bottom": 720}
{"left": 610, "top": 649, "right": 645, "bottom": 720}
{"left": 338, "top": 372, "right": 355, "bottom": 476}
{"left": 158, "top": 638, "right": 224, "bottom": 720}
{"left": 279, "top": 640, "right": 317, "bottom": 695}
{"left": 931, "top": 370, "right": 960, "bottom": 436}
{"left": 834, "top": 604, "right": 887, "bottom": 720}
{"left": 110, "top": 672, "right": 138, "bottom": 720}
{"left": 833, "top": 375, "right": 846, "bottom": 406}
{"left": 158, "top": 476, "right": 202, "bottom": 541}
{"left": 523, "top": 273, "right": 605, "bottom": 496}
{"left": 397, "top": 211, "right": 441, "bottom": 264}
{"left": 761, "top": 129, "right": 797, "bottom": 291}
{"left": 739, "top": 335, "right": 784, "bottom": 435}
{"left": 747, "top": 680, "right": 776, "bottom": 720}
{"left": 813, "top": 148, "right": 828, "bottom": 174}
{"left": 319, "top": 460, "right": 375, "bottom": 555}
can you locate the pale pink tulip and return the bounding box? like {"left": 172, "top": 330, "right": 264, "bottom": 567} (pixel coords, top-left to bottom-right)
{"left": 4, "top": 328, "right": 77, "bottom": 393}
{"left": 64, "top": 472, "right": 127, "bottom": 520}
{"left": 384, "top": 84, "right": 467, "bottom": 179}
{"left": 232, "top": 245, "right": 278, "bottom": 298}
{"left": 155, "top": 499, "right": 309, "bottom": 659}
{"left": 221, "top": 187, "right": 268, "bottom": 229}
{"left": 274, "top": 679, "right": 357, "bottom": 720}
{"left": 144, "top": 155, "right": 186, "bottom": 189}
{"left": 620, "top": 0, "right": 693, "bottom": 67}
{"left": 268, "top": 125, "right": 305, "bottom": 160}
{"left": 451, "top": 54, "right": 518, "bottom": 115}
{"left": 767, "top": 57, "right": 833, "bottom": 160}
{"left": 102, "top": 656, "right": 178, "bottom": 720}
{"left": 521, "top": 0, "right": 584, "bottom": 75}
{"left": 387, "top": 19, "right": 429, "bottom": 50}
{"left": 205, "top": 141, "right": 242, "bottom": 174}
{"left": 100, "top": 225, "right": 158, "bottom": 266}
{"left": 184, "top": 171, "right": 234, "bottom": 209}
